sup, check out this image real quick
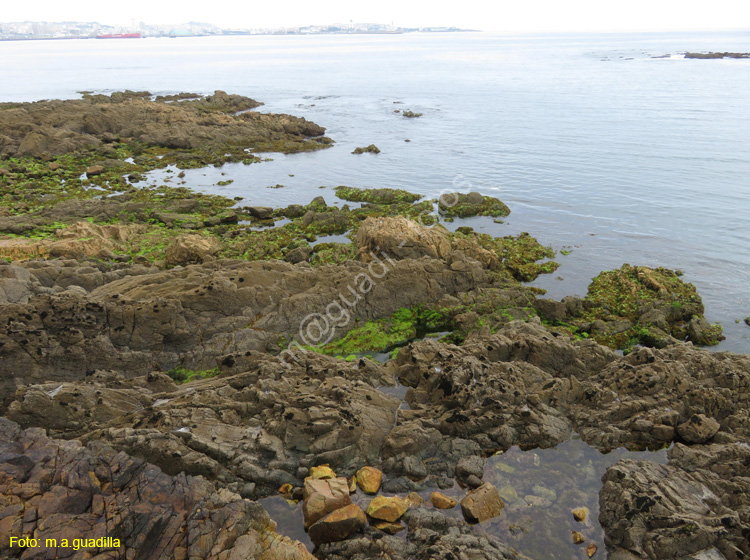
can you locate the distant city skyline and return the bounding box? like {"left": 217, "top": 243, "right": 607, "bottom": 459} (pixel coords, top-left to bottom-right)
{"left": 2, "top": 0, "right": 750, "bottom": 33}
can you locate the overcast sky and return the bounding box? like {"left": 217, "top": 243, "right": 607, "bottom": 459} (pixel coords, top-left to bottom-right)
{"left": 3, "top": 0, "right": 750, "bottom": 32}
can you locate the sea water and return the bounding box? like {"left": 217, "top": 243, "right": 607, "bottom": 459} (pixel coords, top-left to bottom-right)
{"left": 2, "top": 30, "right": 749, "bottom": 352}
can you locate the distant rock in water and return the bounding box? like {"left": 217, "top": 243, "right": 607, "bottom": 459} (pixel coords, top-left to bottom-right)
{"left": 352, "top": 144, "right": 381, "bottom": 154}
{"left": 684, "top": 52, "right": 750, "bottom": 59}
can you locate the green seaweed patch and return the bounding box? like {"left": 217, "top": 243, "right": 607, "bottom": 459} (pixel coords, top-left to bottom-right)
{"left": 402, "top": 111, "right": 423, "bottom": 118}
{"left": 334, "top": 186, "right": 422, "bottom": 204}
{"left": 352, "top": 145, "right": 381, "bottom": 154}
{"left": 310, "top": 242, "right": 357, "bottom": 266}
{"left": 438, "top": 192, "right": 511, "bottom": 218}
{"left": 314, "top": 306, "right": 454, "bottom": 356}
{"left": 576, "top": 264, "right": 724, "bottom": 349}
{"left": 165, "top": 366, "right": 220, "bottom": 383}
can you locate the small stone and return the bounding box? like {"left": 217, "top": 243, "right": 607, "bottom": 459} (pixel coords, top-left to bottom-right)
{"left": 348, "top": 476, "right": 357, "bottom": 493}
{"left": 48, "top": 162, "right": 62, "bottom": 170}
{"left": 572, "top": 531, "right": 585, "bottom": 544}
{"left": 430, "top": 492, "right": 457, "bottom": 509}
{"left": 587, "top": 543, "right": 598, "bottom": 558}
{"left": 405, "top": 492, "right": 424, "bottom": 507}
{"left": 498, "top": 485, "right": 518, "bottom": 504}
{"left": 366, "top": 496, "right": 410, "bottom": 522}
{"left": 86, "top": 165, "right": 105, "bottom": 176}
{"left": 356, "top": 466, "right": 383, "bottom": 494}
{"left": 572, "top": 507, "right": 589, "bottom": 522}
{"left": 373, "top": 521, "right": 404, "bottom": 534}
{"left": 531, "top": 484, "right": 557, "bottom": 502}
{"left": 460, "top": 482, "right": 504, "bottom": 523}
{"left": 309, "top": 465, "right": 337, "bottom": 479}
{"left": 308, "top": 504, "right": 366, "bottom": 545}
{"left": 278, "top": 483, "right": 293, "bottom": 494}
{"left": 494, "top": 462, "right": 516, "bottom": 474}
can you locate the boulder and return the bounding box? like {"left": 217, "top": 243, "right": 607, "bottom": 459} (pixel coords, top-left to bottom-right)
{"left": 303, "top": 477, "right": 352, "bottom": 528}
{"left": 308, "top": 503, "right": 366, "bottom": 545}
{"left": 246, "top": 206, "right": 274, "bottom": 219}
{"left": 677, "top": 414, "right": 720, "bottom": 443}
{"left": 355, "top": 466, "right": 383, "bottom": 494}
{"left": 460, "top": 483, "right": 504, "bottom": 523}
{"left": 86, "top": 164, "right": 105, "bottom": 176}
{"left": 356, "top": 216, "right": 451, "bottom": 261}
{"left": 164, "top": 233, "right": 222, "bottom": 266}
{"left": 366, "top": 496, "right": 410, "bottom": 522}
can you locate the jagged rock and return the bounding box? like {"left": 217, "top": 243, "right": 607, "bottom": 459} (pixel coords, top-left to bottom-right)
{"left": 572, "top": 507, "right": 589, "bottom": 522}
{"left": 600, "top": 443, "right": 750, "bottom": 560}
{"left": 460, "top": 483, "right": 504, "bottom": 523}
{"left": 308, "top": 503, "right": 367, "bottom": 545}
{"left": 355, "top": 466, "right": 383, "bottom": 494}
{"left": 366, "top": 496, "right": 410, "bottom": 522}
{"left": 302, "top": 477, "right": 352, "bottom": 528}
{"left": 456, "top": 454, "right": 485, "bottom": 487}
{"left": 677, "top": 414, "right": 721, "bottom": 443}
{"left": 0, "top": 418, "right": 313, "bottom": 560}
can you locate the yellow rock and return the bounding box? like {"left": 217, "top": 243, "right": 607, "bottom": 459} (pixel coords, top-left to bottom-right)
{"left": 366, "top": 496, "right": 410, "bottom": 522}
{"left": 309, "top": 465, "right": 337, "bottom": 480}
{"left": 373, "top": 521, "right": 405, "bottom": 535}
{"left": 430, "top": 492, "right": 457, "bottom": 509}
{"left": 278, "top": 483, "right": 293, "bottom": 494}
{"left": 348, "top": 476, "right": 357, "bottom": 493}
{"left": 572, "top": 531, "right": 585, "bottom": 544}
{"left": 587, "top": 543, "right": 598, "bottom": 558}
{"left": 356, "top": 466, "right": 383, "bottom": 494}
{"left": 405, "top": 492, "right": 425, "bottom": 507}
{"left": 572, "top": 507, "right": 589, "bottom": 522}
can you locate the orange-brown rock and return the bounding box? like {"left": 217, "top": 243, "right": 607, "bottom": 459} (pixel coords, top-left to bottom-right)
{"left": 308, "top": 464, "right": 337, "bottom": 480}
{"left": 308, "top": 504, "right": 366, "bottom": 545}
{"left": 572, "top": 531, "right": 585, "bottom": 544}
{"left": 460, "top": 482, "right": 504, "bottom": 523}
{"left": 355, "top": 466, "right": 383, "bottom": 494}
{"left": 372, "top": 521, "right": 405, "bottom": 535}
{"left": 302, "top": 477, "right": 351, "bottom": 529}
{"left": 430, "top": 491, "right": 457, "bottom": 509}
{"left": 366, "top": 496, "right": 409, "bottom": 522}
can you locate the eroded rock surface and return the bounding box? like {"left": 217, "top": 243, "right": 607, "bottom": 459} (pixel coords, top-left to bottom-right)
{"left": 0, "top": 417, "right": 313, "bottom": 560}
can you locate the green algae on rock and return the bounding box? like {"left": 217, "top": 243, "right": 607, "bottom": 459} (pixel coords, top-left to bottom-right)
{"left": 575, "top": 264, "right": 724, "bottom": 349}
{"left": 438, "top": 192, "right": 511, "bottom": 218}
{"left": 351, "top": 144, "right": 381, "bottom": 154}
{"left": 334, "top": 186, "right": 423, "bottom": 205}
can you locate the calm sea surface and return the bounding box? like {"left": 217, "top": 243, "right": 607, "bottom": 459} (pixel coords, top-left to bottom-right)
{"left": 2, "top": 31, "right": 750, "bottom": 352}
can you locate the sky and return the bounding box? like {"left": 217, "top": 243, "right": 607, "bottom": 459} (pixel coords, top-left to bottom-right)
{"left": 3, "top": 0, "right": 750, "bottom": 32}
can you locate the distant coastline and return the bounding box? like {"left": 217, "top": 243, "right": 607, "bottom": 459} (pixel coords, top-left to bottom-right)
{"left": 0, "top": 22, "right": 479, "bottom": 42}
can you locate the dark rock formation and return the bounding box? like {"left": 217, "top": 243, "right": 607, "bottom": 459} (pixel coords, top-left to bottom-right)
{"left": 0, "top": 417, "right": 313, "bottom": 560}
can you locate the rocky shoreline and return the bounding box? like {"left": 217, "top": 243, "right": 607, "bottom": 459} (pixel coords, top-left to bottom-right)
{"left": 0, "top": 92, "right": 747, "bottom": 560}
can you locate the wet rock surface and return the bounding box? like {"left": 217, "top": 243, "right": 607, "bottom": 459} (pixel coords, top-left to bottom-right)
{"left": 0, "top": 417, "right": 314, "bottom": 560}
{"left": 1, "top": 94, "right": 748, "bottom": 559}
